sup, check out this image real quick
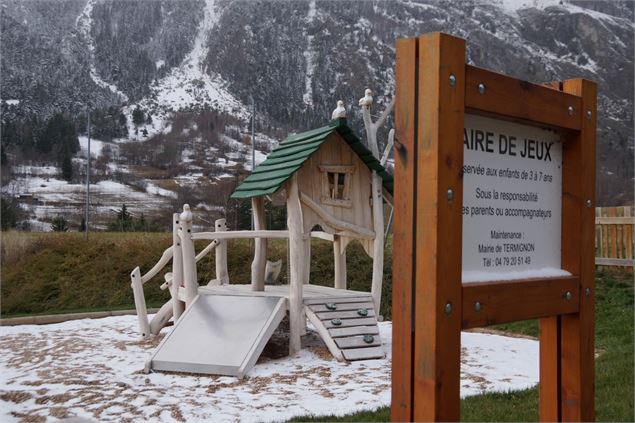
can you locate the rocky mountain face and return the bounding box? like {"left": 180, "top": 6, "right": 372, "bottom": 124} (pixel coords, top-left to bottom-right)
{"left": 1, "top": 0, "right": 633, "bottom": 224}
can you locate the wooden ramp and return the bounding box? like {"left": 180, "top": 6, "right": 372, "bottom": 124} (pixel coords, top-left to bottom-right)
{"left": 149, "top": 295, "right": 285, "bottom": 378}
{"left": 304, "top": 296, "right": 385, "bottom": 361}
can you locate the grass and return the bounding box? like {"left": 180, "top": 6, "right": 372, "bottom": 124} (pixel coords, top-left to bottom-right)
{"left": 0, "top": 231, "right": 392, "bottom": 318}
{"left": 292, "top": 269, "right": 634, "bottom": 422}
{"left": 1, "top": 232, "right": 631, "bottom": 421}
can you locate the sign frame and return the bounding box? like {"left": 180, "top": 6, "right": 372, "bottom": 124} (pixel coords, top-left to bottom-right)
{"left": 392, "top": 33, "right": 596, "bottom": 422}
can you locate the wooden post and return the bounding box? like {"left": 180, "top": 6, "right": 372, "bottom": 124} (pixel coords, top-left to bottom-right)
{"left": 130, "top": 266, "right": 151, "bottom": 338}
{"left": 303, "top": 231, "right": 311, "bottom": 285}
{"left": 539, "top": 79, "right": 596, "bottom": 423}
{"left": 171, "top": 213, "right": 185, "bottom": 320}
{"left": 391, "top": 36, "right": 418, "bottom": 422}
{"left": 215, "top": 218, "right": 229, "bottom": 285}
{"left": 414, "top": 32, "right": 464, "bottom": 422}
{"left": 333, "top": 235, "right": 347, "bottom": 289}
{"left": 287, "top": 175, "right": 305, "bottom": 355}
{"left": 559, "top": 79, "right": 597, "bottom": 422}
{"left": 392, "top": 33, "right": 465, "bottom": 422}
{"left": 149, "top": 299, "right": 173, "bottom": 335}
{"left": 180, "top": 204, "right": 198, "bottom": 307}
{"left": 251, "top": 197, "right": 267, "bottom": 291}
{"left": 370, "top": 171, "right": 384, "bottom": 315}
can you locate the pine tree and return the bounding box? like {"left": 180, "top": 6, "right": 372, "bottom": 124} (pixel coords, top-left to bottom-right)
{"left": 61, "top": 152, "right": 73, "bottom": 181}
{"left": 51, "top": 216, "right": 69, "bottom": 232}
{"left": 1, "top": 197, "right": 20, "bottom": 230}
{"left": 132, "top": 107, "right": 145, "bottom": 127}
{"left": 108, "top": 204, "right": 133, "bottom": 231}
{"left": 79, "top": 217, "right": 86, "bottom": 232}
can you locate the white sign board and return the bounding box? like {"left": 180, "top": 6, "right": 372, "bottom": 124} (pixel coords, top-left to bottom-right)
{"left": 462, "top": 114, "right": 570, "bottom": 283}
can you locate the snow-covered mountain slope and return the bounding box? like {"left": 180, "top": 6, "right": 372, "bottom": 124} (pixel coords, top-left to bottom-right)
{"left": 1, "top": 0, "right": 633, "bottom": 228}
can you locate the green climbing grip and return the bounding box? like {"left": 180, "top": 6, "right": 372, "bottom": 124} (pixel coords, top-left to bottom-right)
{"left": 357, "top": 308, "right": 368, "bottom": 317}
{"left": 325, "top": 303, "right": 337, "bottom": 310}
{"left": 363, "top": 335, "right": 374, "bottom": 344}
{"left": 331, "top": 318, "right": 342, "bottom": 326}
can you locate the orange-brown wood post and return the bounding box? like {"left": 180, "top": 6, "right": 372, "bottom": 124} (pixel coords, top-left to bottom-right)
{"left": 560, "top": 79, "right": 596, "bottom": 422}
{"left": 414, "top": 32, "right": 465, "bottom": 422}
{"left": 540, "top": 314, "right": 562, "bottom": 421}
{"left": 391, "top": 37, "right": 418, "bottom": 422}
{"left": 539, "top": 79, "right": 596, "bottom": 422}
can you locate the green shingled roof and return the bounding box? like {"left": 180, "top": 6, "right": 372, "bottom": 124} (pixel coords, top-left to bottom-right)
{"left": 230, "top": 118, "right": 393, "bottom": 199}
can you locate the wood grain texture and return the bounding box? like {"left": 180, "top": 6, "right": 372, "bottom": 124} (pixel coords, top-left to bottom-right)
{"left": 297, "top": 134, "right": 374, "bottom": 235}
{"left": 465, "top": 65, "right": 582, "bottom": 130}
{"left": 560, "top": 79, "right": 597, "bottom": 422}
{"left": 413, "top": 32, "right": 465, "bottom": 422}
{"left": 214, "top": 219, "right": 230, "bottom": 285}
{"left": 540, "top": 315, "right": 562, "bottom": 421}
{"left": 251, "top": 197, "right": 267, "bottom": 291}
{"left": 171, "top": 213, "right": 185, "bottom": 320}
{"left": 328, "top": 325, "right": 379, "bottom": 338}
{"left": 334, "top": 335, "right": 381, "bottom": 349}
{"left": 342, "top": 346, "right": 384, "bottom": 360}
{"left": 461, "top": 277, "right": 579, "bottom": 329}
{"left": 286, "top": 175, "right": 305, "bottom": 355}
{"left": 391, "top": 36, "right": 418, "bottom": 423}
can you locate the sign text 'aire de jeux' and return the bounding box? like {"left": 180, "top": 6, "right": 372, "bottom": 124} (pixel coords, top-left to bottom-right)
{"left": 461, "top": 114, "right": 567, "bottom": 283}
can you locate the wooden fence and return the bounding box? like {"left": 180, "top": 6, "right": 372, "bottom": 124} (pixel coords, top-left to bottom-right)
{"left": 595, "top": 206, "right": 634, "bottom": 267}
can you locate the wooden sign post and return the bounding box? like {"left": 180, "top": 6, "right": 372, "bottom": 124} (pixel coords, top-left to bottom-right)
{"left": 392, "top": 33, "right": 596, "bottom": 422}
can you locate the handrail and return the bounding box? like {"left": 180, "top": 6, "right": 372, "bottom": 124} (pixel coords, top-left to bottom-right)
{"left": 141, "top": 246, "right": 174, "bottom": 284}
{"left": 195, "top": 239, "right": 219, "bottom": 262}
{"left": 300, "top": 192, "right": 375, "bottom": 239}
{"left": 191, "top": 230, "right": 290, "bottom": 241}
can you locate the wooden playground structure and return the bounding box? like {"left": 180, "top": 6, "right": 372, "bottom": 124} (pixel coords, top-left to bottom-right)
{"left": 131, "top": 109, "right": 395, "bottom": 377}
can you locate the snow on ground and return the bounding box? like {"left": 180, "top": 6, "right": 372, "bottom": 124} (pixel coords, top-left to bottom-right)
{"left": 4, "top": 178, "right": 157, "bottom": 204}
{"left": 75, "top": 0, "right": 129, "bottom": 103}
{"left": 0, "top": 316, "right": 538, "bottom": 422}
{"left": 3, "top": 177, "right": 172, "bottom": 227}
{"left": 12, "top": 165, "right": 58, "bottom": 176}
{"left": 302, "top": 0, "right": 317, "bottom": 106}
{"left": 145, "top": 182, "right": 178, "bottom": 199}
{"left": 122, "top": 0, "right": 248, "bottom": 140}
{"left": 78, "top": 136, "right": 117, "bottom": 158}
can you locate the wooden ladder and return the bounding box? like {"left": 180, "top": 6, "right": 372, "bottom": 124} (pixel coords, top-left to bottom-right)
{"left": 304, "top": 296, "right": 385, "bottom": 361}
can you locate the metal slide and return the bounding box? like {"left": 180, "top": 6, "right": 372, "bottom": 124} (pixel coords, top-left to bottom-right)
{"left": 148, "top": 295, "right": 286, "bottom": 378}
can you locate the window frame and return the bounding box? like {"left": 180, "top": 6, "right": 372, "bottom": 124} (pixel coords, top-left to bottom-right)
{"left": 319, "top": 164, "right": 355, "bottom": 208}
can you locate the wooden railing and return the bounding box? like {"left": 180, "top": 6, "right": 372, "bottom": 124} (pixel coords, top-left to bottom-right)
{"left": 595, "top": 206, "right": 634, "bottom": 267}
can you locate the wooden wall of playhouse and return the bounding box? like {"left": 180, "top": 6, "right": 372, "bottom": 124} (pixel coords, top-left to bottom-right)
{"left": 297, "top": 133, "right": 374, "bottom": 242}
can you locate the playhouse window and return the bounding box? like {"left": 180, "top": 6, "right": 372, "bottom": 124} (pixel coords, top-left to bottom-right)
{"left": 319, "top": 165, "right": 355, "bottom": 207}
{"left": 327, "top": 172, "right": 346, "bottom": 199}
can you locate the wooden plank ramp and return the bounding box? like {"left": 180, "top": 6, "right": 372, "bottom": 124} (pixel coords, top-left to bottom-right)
{"left": 305, "top": 295, "right": 384, "bottom": 362}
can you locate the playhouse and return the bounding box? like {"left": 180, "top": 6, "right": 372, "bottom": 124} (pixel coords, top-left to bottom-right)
{"left": 131, "top": 107, "right": 394, "bottom": 378}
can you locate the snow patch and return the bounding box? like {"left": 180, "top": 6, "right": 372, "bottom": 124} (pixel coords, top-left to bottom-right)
{"left": 302, "top": 0, "right": 317, "bottom": 107}
{"left": 145, "top": 182, "right": 177, "bottom": 199}
{"left": 12, "top": 165, "right": 58, "bottom": 176}
{"left": 126, "top": 0, "right": 247, "bottom": 140}
{"left": 78, "top": 136, "right": 116, "bottom": 158}
{"left": 76, "top": 0, "right": 129, "bottom": 102}
{"left": 0, "top": 316, "right": 539, "bottom": 422}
